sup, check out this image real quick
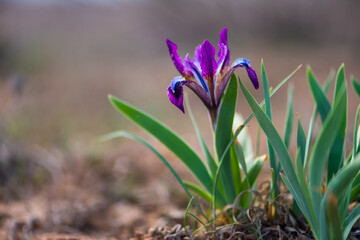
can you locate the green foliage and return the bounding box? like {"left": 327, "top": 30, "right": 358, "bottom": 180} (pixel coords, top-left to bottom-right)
{"left": 105, "top": 63, "right": 301, "bottom": 219}
{"left": 240, "top": 64, "right": 360, "bottom": 240}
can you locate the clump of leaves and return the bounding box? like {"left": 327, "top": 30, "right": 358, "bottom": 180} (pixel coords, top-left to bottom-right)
{"left": 240, "top": 64, "right": 360, "bottom": 240}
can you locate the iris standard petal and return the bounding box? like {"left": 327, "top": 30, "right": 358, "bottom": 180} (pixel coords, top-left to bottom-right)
{"left": 199, "top": 40, "right": 217, "bottom": 81}
{"left": 217, "top": 28, "right": 230, "bottom": 70}
{"left": 232, "top": 58, "right": 259, "bottom": 89}
{"left": 184, "top": 55, "right": 210, "bottom": 94}
{"left": 193, "top": 44, "right": 202, "bottom": 70}
{"left": 166, "top": 39, "right": 185, "bottom": 76}
{"left": 215, "top": 43, "right": 229, "bottom": 78}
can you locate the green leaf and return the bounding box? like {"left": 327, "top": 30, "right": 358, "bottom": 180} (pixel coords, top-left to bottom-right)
{"left": 325, "top": 196, "right": 343, "bottom": 240}
{"left": 185, "top": 95, "right": 218, "bottom": 179}
{"left": 109, "top": 96, "right": 213, "bottom": 193}
{"left": 296, "top": 117, "right": 306, "bottom": 167}
{"left": 308, "top": 86, "right": 346, "bottom": 219}
{"left": 344, "top": 201, "right": 360, "bottom": 239}
{"left": 234, "top": 141, "right": 247, "bottom": 178}
{"left": 215, "top": 74, "right": 239, "bottom": 203}
{"left": 351, "top": 75, "right": 360, "bottom": 97}
{"left": 321, "top": 151, "right": 360, "bottom": 239}
{"left": 327, "top": 65, "right": 347, "bottom": 182}
{"left": 239, "top": 79, "right": 317, "bottom": 234}
{"left": 233, "top": 113, "right": 254, "bottom": 164}
{"left": 261, "top": 60, "right": 279, "bottom": 198}
{"left": 350, "top": 184, "right": 360, "bottom": 202}
{"left": 246, "top": 155, "right": 266, "bottom": 187}
{"left": 284, "top": 84, "right": 294, "bottom": 149}
{"left": 304, "top": 71, "right": 335, "bottom": 168}
{"left": 98, "top": 130, "right": 210, "bottom": 219}
{"left": 184, "top": 182, "right": 213, "bottom": 204}
{"left": 307, "top": 66, "right": 331, "bottom": 122}
{"left": 353, "top": 105, "right": 360, "bottom": 160}
{"left": 211, "top": 64, "right": 301, "bottom": 220}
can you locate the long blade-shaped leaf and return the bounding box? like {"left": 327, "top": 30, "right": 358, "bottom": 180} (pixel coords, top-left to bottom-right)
{"left": 304, "top": 72, "right": 335, "bottom": 168}
{"left": 309, "top": 86, "right": 346, "bottom": 218}
{"left": 351, "top": 75, "right": 360, "bottom": 97}
{"left": 246, "top": 155, "right": 266, "bottom": 187}
{"left": 327, "top": 65, "right": 347, "bottom": 182}
{"left": 344, "top": 199, "right": 360, "bottom": 239}
{"left": 284, "top": 84, "right": 294, "bottom": 149}
{"left": 307, "top": 66, "right": 331, "bottom": 122}
{"left": 353, "top": 105, "right": 360, "bottom": 160}
{"left": 185, "top": 95, "right": 218, "bottom": 179}
{"left": 239, "top": 79, "right": 317, "bottom": 233}
{"left": 215, "top": 74, "right": 239, "bottom": 202}
{"left": 296, "top": 117, "right": 306, "bottom": 167}
{"left": 109, "top": 96, "right": 213, "bottom": 193}
{"left": 322, "top": 154, "right": 360, "bottom": 239}
{"left": 233, "top": 113, "right": 254, "bottom": 164}
{"left": 324, "top": 195, "right": 343, "bottom": 240}
{"left": 98, "top": 130, "right": 210, "bottom": 219}
{"left": 184, "top": 182, "right": 213, "bottom": 204}
{"left": 212, "top": 64, "right": 301, "bottom": 221}
{"left": 261, "top": 60, "right": 278, "bottom": 198}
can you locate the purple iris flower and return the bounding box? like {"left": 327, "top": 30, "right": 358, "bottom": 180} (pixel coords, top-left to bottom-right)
{"left": 166, "top": 28, "right": 258, "bottom": 124}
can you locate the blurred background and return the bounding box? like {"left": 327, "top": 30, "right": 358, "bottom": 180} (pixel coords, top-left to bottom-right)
{"left": 1, "top": 0, "right": 359, "bottom": 149}
{"left": 0, "top": 0, "right": 360, "bottom": 238}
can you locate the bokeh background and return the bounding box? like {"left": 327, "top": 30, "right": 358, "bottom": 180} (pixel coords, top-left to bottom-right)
{"left": 0, "top": 0, "right": 360, "bottom": 237}
{"left": 1, "top": 0, "right": 360, "bottom": 148}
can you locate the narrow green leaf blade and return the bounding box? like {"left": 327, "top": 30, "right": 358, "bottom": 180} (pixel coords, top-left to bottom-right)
{"left": 307, "top": 66, "right": 331, "bottom": 122}
{"left": 324, "top": 196, "right": 343, "bottom": 240}
{"left": 246, "top": 155, "right": 266, "bottom": 187}
{"left": 98, "top": 130, "right": 211, "bottom": 217}
{"left": 304, "top": 72, "right": 335, "bottom": 168}
{"left": 344, "top": 202, "right": 360, "bottom": 239}
{"left": 261, "top": 60, "right": 278, "bottom": 198}
{"left": 186, "top": 96, "right": 218, "bottom": 178}
{"left": 239, "top": 79, "right": 317, "bottom": 232}
{"left": 215, "top": 74, "right": 238, "bottom": 202}
{"left": 309, "top": 87, "right": 346, "bottom": 218}
{"left": 322, "top": 154, "right": 360, "bottom": 239}
{"left": 184, "top": 182, "right": 213, "bottom": 204}
{"left": 353, "top": 105, "right": 360, "bottom": 160}
{"left": 327, "top": 65, "right": 347, "bottom": 182}
{"left": 234, "top": 141, "right": 247, "bottom": 178}
{"left": 297, "top": 117, "right": 306, "bottom": 167}
{"left": 109, "top": 96, "right": 213, "bottom": 193}
{"left": 284, "top": 84, "right": 294, "bottom": 149}
{"left": 351, "top": 75, "right": 360, "bottom": 97}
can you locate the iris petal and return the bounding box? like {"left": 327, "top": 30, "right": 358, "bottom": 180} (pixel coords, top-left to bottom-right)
{"left": 217, "top": 28, "right": 230, "bottom": 70}
{"left": 168, "top": 76, "right": 186, "bottom": 113}
{"left": 166, "top": 39, "right": 185, "bottom": 76}
{"left": 167, "top": 76, "right": 212, "bottom": 113}
{"left": 193, "top": 44, "right": 202, "bottom": 70}
{"left": 184, "top": 56, "right": 209, "bottom": 94}
{"left": 199, "top": 40, "right": 217, "bottom": 81}
{"left": 232, "top": 58, "right": 259, "bottom": 89}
